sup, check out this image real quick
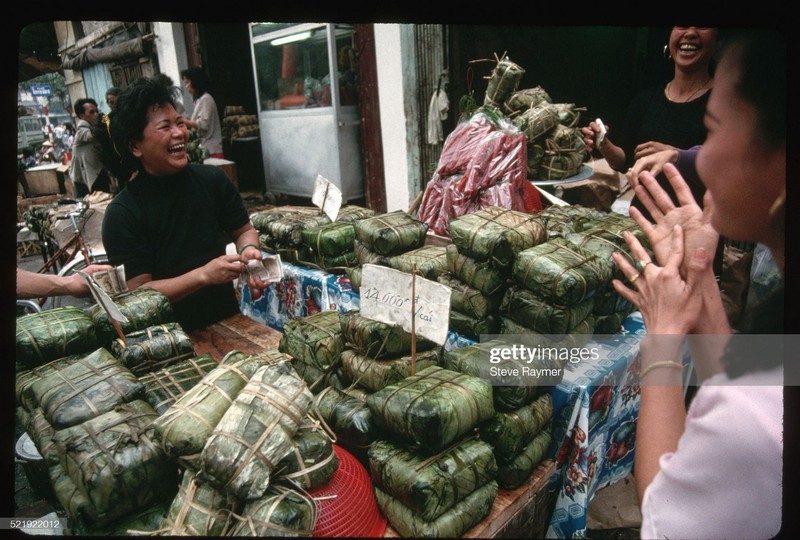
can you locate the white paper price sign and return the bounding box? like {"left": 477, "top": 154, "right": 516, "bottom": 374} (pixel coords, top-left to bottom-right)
{"left": 360, "top": 264, "right": 451, "bottom": 345}
{"left": 311, "top": 174, "right": 343, "bottom": 222}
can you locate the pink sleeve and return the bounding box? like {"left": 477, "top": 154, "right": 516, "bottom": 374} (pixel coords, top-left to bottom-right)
{"left": 640, "top": 375, "right": 782, "bottom": 539}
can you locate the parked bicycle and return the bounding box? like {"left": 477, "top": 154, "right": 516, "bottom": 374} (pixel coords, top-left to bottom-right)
{"left": 20, "top": 199, "right": 109, "bottom": 312}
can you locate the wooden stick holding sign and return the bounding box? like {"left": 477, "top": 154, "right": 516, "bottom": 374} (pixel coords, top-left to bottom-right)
{"left": 411, "top": 263, "right": 416, "bottom": 374}
{"left": 360, "top": 264, "right": 451, "bottom": 376}
{"left": 78, "top": 270, "right": 130, "bottom": 345}
{"left": 311, "top": 174, "right": 343, "bottom": 222}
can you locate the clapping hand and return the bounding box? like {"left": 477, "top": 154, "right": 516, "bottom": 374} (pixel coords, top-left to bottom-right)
{"left": 628, "top": 163, "right": 718, "bottom": 276}
{"left": 612, "top": 225, "right": 708, "bottom": 335}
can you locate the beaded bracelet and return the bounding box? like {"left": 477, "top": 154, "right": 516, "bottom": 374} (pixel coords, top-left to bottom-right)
{"left": 640, "top": 360, "right": 683, "bottom": 379}
{"left": 237, "top": 243, "right": 260, "bottom": 255}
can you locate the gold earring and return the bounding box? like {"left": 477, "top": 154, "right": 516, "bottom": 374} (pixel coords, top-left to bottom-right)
{"left": 663, "top": 44, "right": 672, "bottom": 61}
{"left": 768, "top": 190, "right": 785, "bottom": 222}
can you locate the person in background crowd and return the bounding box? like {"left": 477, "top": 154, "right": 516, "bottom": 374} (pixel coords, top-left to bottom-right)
{"left": 20, "top": 147, "right": 37, "bottom": 169}
{"left": 16, "top": 265, "right": 113, "bottom": 299}
{"left": 70, "top": 98, "right": 110, "bottom": 197}
{"left": 98, "top": 77, "right": 268, "bottom": 331}
{"left": 105, "top": 86, "right": 121, "bottom": 111}
{"left": 180, "top": 67, "right": 224, "bottom": 158}
{"left": 611, "top": 29, "right": 786, "bottom": 539}
{"left": 61, "top": 122, "right": 76, "bottom": 151}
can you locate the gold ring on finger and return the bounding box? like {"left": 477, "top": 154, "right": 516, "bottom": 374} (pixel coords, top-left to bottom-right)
{"left": 629, "top": 273, "right": 640, "bottom": 284}
{"left": 636, "top": 260, "right": 651, "bottom": 272}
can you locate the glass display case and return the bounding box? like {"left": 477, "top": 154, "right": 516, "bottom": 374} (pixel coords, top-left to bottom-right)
{"left": 249, "top": 23, "right": 363, "bottom": 200}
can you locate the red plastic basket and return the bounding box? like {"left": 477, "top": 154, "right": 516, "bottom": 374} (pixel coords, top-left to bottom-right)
{"left": 308, "top": 444, "right": 387, "bottom": 537}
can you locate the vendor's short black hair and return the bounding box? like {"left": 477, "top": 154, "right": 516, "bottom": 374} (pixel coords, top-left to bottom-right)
{"left": 97, "top": 77, "right": 176, "bottom": 178}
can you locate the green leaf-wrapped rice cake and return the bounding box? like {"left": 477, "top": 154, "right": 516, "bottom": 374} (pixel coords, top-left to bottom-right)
{"left": 354, "top": 210, "right": 428, "bottom": 256}
{"left": 445, "top": 244, "right": 509, "bottom": 296}
{"left": 495, "top": 421, "right": 553, "bottom": 489}
{"left": 52, "top": 400, "right": 178, "bottom": 528}
{"left": 479, "top": 393, "right": 553, "bottom": 464}
{"left": 290, "top": 357, "right": 349, "bottom": 394}
{"left": 366, "top": 366, "right": 495, "bottom": 453}
{"left": 16, "top": 307, "right": 98, "bottom": 370}
{"left": 439, "top": 273, "right": 504, "bottom": 319}
{"left": 375, "top": 480, "right": 498, "bottom": 538}
{"left": 448, "top": 206, "right": 547, "bottom": 270}
{"left": 302, "top": 221, "right": 355, "bottom": 256}
{"left": 484, "top": 55, "right": 525, "bottom": 108}
{"left": 339, "top": 310, "right": 437, "bottom": 360}
{"left": 279, "top": 310, "right": 344, "bottom": 371}
{"left": 512, "top": 237, "right": 612, "bottom": 306}
{"left": 387, "top": 245, "right": 448, "bottom": 282}
{"left": 49, "top": 462, "right": 101, "bottom": 532}
{"left": 152, "top": 353, "right": 272, "bottom": 459}
{"left": 111, "top": 322, "right": 195, "bottom": 376}
{"left": 160, "top": 468, "right": 235, "bottom": 536}
{"left": 499, "top": 287, "right": 595, "bottom": 334}
{"left": 448, "top": 309, "right": 500, "bottom": 341}
{"left": 267, "top": 213, "right": 332, "bottom": 247}
{"left": 275, "top": 425, "right": 338, "bottom": 490}
{"left": 311, "top": 386, "right": 381, "bottom": 448}
{"left": 368, "top": 437, "right": 497, "bottom": 521}
{"left": 200, "top": 362, "right": 313, "bottom": 500}
{"left": 88, "top": 287, "right": 174, "bottom": 345}
{"left": 229, "top": 484, "right": 317, "bottom": 537}
{"left": 335, "top": 204, "right": 376, "bottom": 223}
{"left": 340, "top": 347, "right": 442, "bottom": 392}
{"left": 138, "top": 353, "right": 218, "bottom": 414}
{"left": 16, "top": 354, "right": 82, "bottom": 412}
{"left": 31, "top": 347, "right": 144, "bottom": 429}
{"left": 442, "top": 339, "right": 539, "bottom": 411}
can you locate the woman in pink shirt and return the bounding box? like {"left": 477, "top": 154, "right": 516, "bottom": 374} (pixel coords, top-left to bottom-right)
{"left": 613, "top": 29, "right": 786, "bottom": 539}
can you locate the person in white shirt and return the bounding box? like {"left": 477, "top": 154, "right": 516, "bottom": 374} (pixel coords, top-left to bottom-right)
{"left": 180, "top": 67, "right": 224, "bottom": 158}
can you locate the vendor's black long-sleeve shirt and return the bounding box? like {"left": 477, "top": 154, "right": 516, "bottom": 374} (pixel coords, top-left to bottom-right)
{"left": 102, "top": 164, "right": 249, "bottom": 330}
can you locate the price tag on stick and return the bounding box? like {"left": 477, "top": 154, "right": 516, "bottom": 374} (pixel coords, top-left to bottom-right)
{"left": 311, "top": 174, "right": 343, "bottom": 222}
{"left": 360, "top": 264, "right": 451, "bottom": 346}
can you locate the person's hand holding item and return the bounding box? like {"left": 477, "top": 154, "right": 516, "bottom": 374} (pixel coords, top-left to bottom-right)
{"left": 627, "top": 148, "right": 680, "bottom": 188}
{"left": 74, "top": 264, "right": 116, "bottom": 295}
{"left": 580, "top": 119, "right": 610, "bottom": 154}
{"left": 580, "top": 120, "right": 626, "bottom": 170}
{"left": 200, "top": 254, "right": 251, "bottom": 285}
{"left": 16, "top": 264, "right": 113, "bottom": 299}
{"left": 628, "top": 163, "right": 718, "bottom": 275}
{"left": 238, "top": 244, "right": 272, "bottom": 294}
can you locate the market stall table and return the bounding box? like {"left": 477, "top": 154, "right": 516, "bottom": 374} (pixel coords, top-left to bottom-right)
{"left": 240, "top": 261, "right": 359, "bottom": 331}
{"left": 188, "top": 312, "right": 283, "bottom": 361}
{"left": 546, "top": 312, "right": 646, "bottom": 538}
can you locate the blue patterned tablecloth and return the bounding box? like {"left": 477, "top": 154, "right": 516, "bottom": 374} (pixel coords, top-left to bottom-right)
{"left": 240, "top": 262, "right": 360, "bottom": 331}
{"left": 546, "top": 312, "right": 646, "bottom": 539}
